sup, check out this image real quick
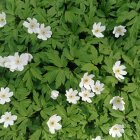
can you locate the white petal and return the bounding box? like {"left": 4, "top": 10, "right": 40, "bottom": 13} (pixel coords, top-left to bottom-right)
{"left": 27, "top": 18, "right": 32, "bottom": 22}
{"left": 115, "top": 61, "right": 121, "bottom": 66}
{"left": 117, "top": 74, "right": 125, "bottom": 80}
{"left": 17, "top": 65, "right": 24, "bottom": 71}
{"left": 8, "top": 121, "right": 14, "bottom": 125}
{"left": 8, "top": 92, "right": 13, "bottom": 97}
{"left": 120, "top": 65, "right": 126, "bottom": 70}
{"left": 23, "top": 21, "right": 29, "bottom": 28}
{"left": 115, "top": 33, "right": 120, "bottom": 38}
{"left": 95, "top": 33, "right": 104, "bottom": 38}
{"left": 5, "top": 87, "right": 10, "bottom": 92}
{"left": 100, "top": 26, "right": 106, "bottom": 32}
{"left": 12, "top": 115, "right": 17, "bottom": 120}
{"left": 112, "top": 131, "right": 117, "bottom": 137}
{"left": 5, "top": 98, "right": 10, "bottom": 102}
{"left": 112, "top": 105, "right": 118, "bottom": 110}
{"left": 97, "top": 22, "right": 101, "bottom": 26}
{"left": 0, "top": 118, "right": 4, "bottom": 123}
{"left": 120, "top": 70, "right": 127, "bottom": 75}
{"left": 49, "top": 128, "right": 55, "bottom": 134}
{"left": 87, "top": 98, "right": 92, "bottom": 103}
{"left": 28, "top": 29, "right": 34, "bottom": 34}
{"left": 4, "top": 122, "right": 9, "bottom": 128}
{"left": 116, "top": 131, "right": 122, "bottom": 137}
{"left": 93, "top": 23, "right": 97, "bottom": 29}
{"left": 46, "top": 26, "right": 51, "bottom": 30}
{"left": 84, "top": 84, "right": 91, "bottom": 90}
{"left": 110, "top": 99, "right": 113, "bottom": 104}
{"left": 0, "top": 100, "right": 5, "bottom": 104}
{"left": 89, "top": 92, "right": 94, "bottom": 97}
{"left": 56, "top": 123, "right": 62, "bottom": 130}
{"left": 96, "top": 91, "right": 101, "bottom": 95}
{"left": 56, "top": 116, "right": 61, "bottom": 122}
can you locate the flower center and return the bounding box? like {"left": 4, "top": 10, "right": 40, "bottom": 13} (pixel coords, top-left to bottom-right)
{"left": 0, "top": 93, "right": 6, "bottom": 99}
{"left": 84, "top": 92, "right": 88, "bottom": 97}
{"left": 116, "top": 99, "right": 121, "bottom": 103}
{"left": 16, "top": 59, "right": 20, "bottom": 64}
{"left": 113, "top": 127, "right": 118, "bottom": 131}
{"left": 69, "top": 95, "right": 74, "bottom": 99}
{"left": 115, "top": 68, "right": 120, "bottom": 74}
{"left": 95, "top": 28, "right": 100, "bottom": 33}
{"left": 116, "top": 27, "right": 122, "bottom": 33}
{"left": 30, "top": 23, "right": 35, "bottom": 29}
{"left": 83, "top": 78, "right": 89, "bottom": 84}
{"left": 95, "top": 86, "right": 99, "bottom": 91}
{"left": 50, "top": 121, "right": 55, "bottom": 126}
{"left": 41, "top": 30, "right": 46, "bottom": 35}
{"left": 5, "top": 116, "right": 11, "bottom": 121}
{"left": 0, "top": 18, "right": 4, "bottom": 22}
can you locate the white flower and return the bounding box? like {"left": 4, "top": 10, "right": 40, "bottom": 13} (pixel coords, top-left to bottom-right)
{"left": 0, "top": 53, "right": 32, "bottom": 72}
{"left": 91, "top": 80, "right": 104, "bottom": 95}
{"left": 65, "top": 88, "right": 80, "bottom": 104}
{"left": 0, "top": 12, "right": 6, "bottom": 27}
{"left": 23, "top": 18, "right": 39, "bottom": 34}
{"left": 113, "top": 25, "right": 127, "bottom": 38}
{"left": 92, "top": 136, "right": 102, "bottom": 140}
{"left": 79, "top": 72, "right": 94, "bottom": 90}
{"left": 47, "top": 114, "right": 62, "bottom": 134}
{"left": 109, "top": 124, "right": 124, "bottom": 138}
{"left": 92, "top": 22, "right": 106, "bottom": 38}
{"left": 5, "top": 52, "right": 30, "bottom": 72}
{"left": 113, "top": 61, "right": 127, "bottom": 80}
{"left": 37, "top": 24, "right": 52, "bottom": 40}
{"left": 0, "top": 112, "right": 17, "bottom": 128}
{"left": 0, "top": 87, "right": 13, "bottom": 105}
{"left": 110, "top": 96, "right": 125, "bottom": 111}
{"left": 79, "top": 89, "right": 94, "bottom": 103}
{"left": 51, "top": 90, "right": 59, "bottom": 100}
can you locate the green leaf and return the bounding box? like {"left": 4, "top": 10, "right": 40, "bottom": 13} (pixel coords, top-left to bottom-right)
{"left": 55, "top": 69, "right": 65, "bottom": 88}
{"left": 15, "top": 88, "right": 30, "bottom": 101}
{"left": 29, "top": 129, "right": 42, "bottom": 140}
{"left": 81, "top": 63, "right": 99, "bottom": 73}
{"left": 46, "top": 50, "right": 64, "bottom": 67}
{"left": 30, "top": 67, "right": 42, "bottom": 80}
{"left": 122, "top": 83, "right": 137, "bottom": 92}
{"left": 110, "top": 110, "right": 125, "bottom": 118}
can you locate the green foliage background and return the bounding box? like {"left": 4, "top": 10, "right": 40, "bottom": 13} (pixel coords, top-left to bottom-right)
{"left": 0, "top": 0, "right": 140, "bottom": 139}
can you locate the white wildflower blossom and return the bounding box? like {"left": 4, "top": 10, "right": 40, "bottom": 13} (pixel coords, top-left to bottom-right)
{"left": 0, "top": 112, "right": 17, "bottom": 128}
{"left": 92, "top": 22, "right": 106, "bottom": 38}
{"left": 0, "top": 12, "right": 6, "bottom": 27}
{"left": 65, "top": 88, "right": 80, "bottom": 104}
{"left": 5, "top": 53, "right": 29, "bottom": 72}
{"left": 110, "top": 96, "right": 125, "bottom": 111}
{"left": 0, "top": 87, "right": 13, "bottom": 105}
{"left": 79, "top": 89, "right": 94, "bottom": 103}
{"left": 37, "top": 24, "right": 52, "bottom": 40}
{"left": 91, "top": 80, "right": 104, "bottom": 95}
{"left": 113, "top": 25, "right": 126, "bottom": 38}
{"left": 113, "top": 61, "right": 127, "bottom": 80}
{"left": 79, "top": 72, "right": 94, "bottom": 90}
{"left": 23, "top": 18, "right": 39, "bottom": 34}
{"left": 51, "top": 90, "right": 59, "bottom": 100}
{"left": 1, "top": 52, "right": 33, "bottom": 72}
{"left": 109, "top": 124, "right": 124, "bottom": 138}
{"left": 47, "top": 114, "right": 62, "bottom": 134}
